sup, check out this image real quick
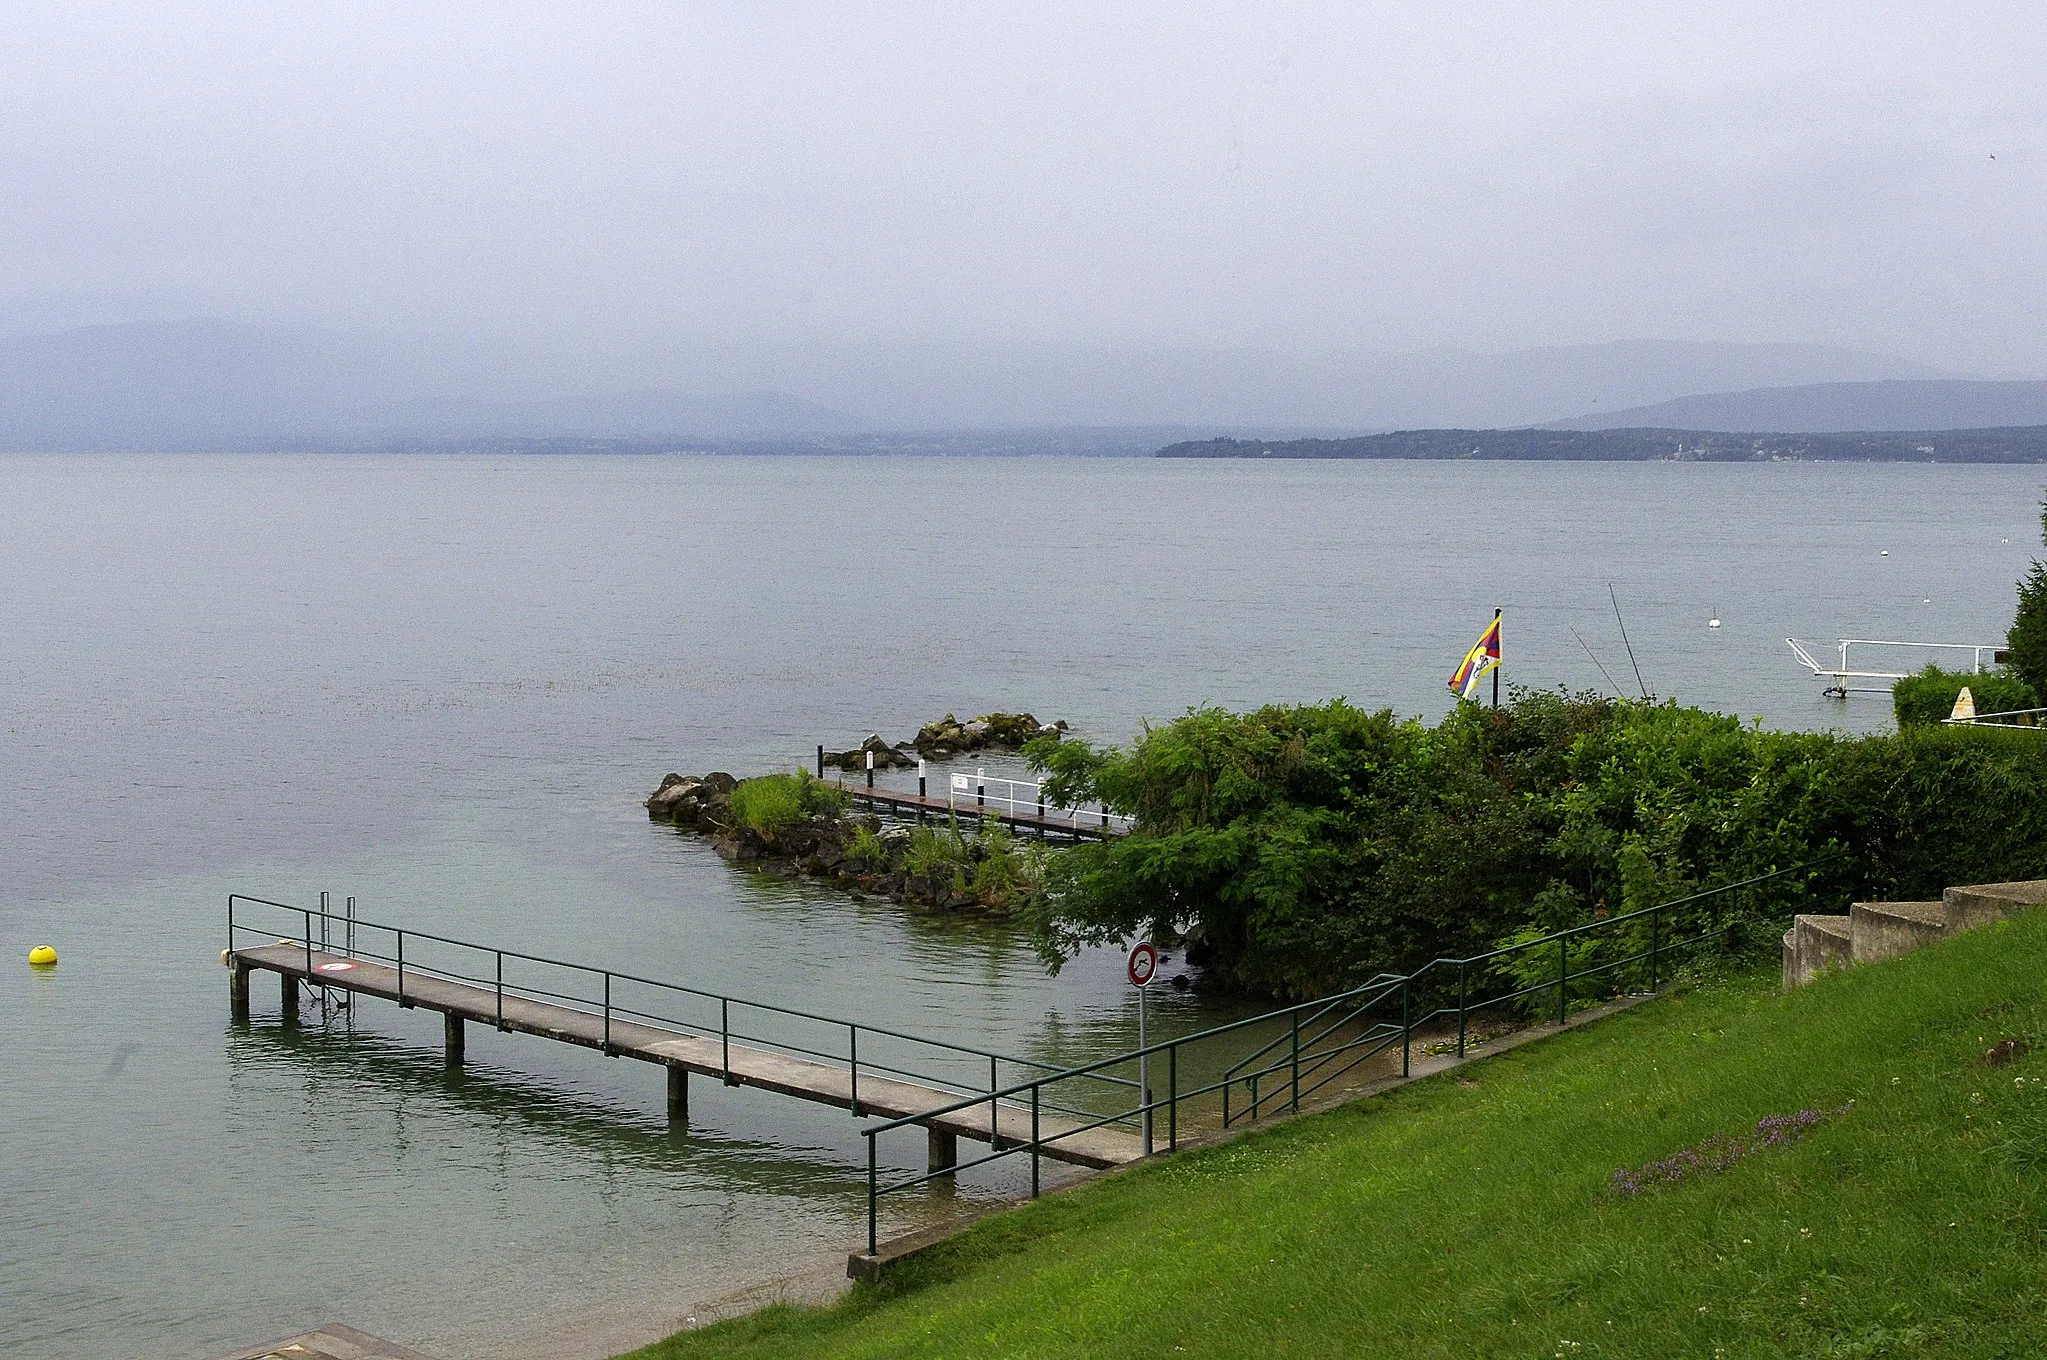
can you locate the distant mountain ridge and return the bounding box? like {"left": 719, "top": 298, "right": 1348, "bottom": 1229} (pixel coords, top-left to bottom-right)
{"left": 1157, "top": 426, "right": 2047, "bottom": 462}
{"left": 0, "top": 319, "right": 851, "bottom": 450}
{"left": 1547, "top": 379, "right": 2047, "bottom": 433}
{"left": 366, "top": 388, "right": 851, "bottom": 441}
{"left": 0, "top": 318, "right": 1959, "bottom": 448}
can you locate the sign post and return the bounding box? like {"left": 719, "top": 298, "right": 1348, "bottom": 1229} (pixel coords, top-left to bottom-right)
{"left": 1127, "top": 942, "right": 1158, "bottom": 1155}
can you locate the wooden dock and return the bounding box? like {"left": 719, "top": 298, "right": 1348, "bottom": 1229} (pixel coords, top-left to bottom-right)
{"left": 230, "top": 942, "right": 1141, "bottom": 1171}
{"left": 835, "top": 782, "right": 1127, "bottom": 840}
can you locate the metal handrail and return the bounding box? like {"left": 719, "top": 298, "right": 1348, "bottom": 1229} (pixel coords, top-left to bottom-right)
{"left": 821, "top": 749, "right": 1137, "bottom": 834}
{"left": 227, "top": 894, "right": 1133, "bottom": 1115}
{"left": 1945, "top": 706, "right": 2047, "bottom": 729}
{"left": 1788, "top": 637, "right": 2002, "bottom": 696}
{"left": 936, "top": 771, "right": 1136, "bottom": 832}
{"left": 1211, "top": 863, "right": 1806, "bottom": 1087}
{"left": 1217, "top": 861, "right": 1821, "bottom": 1097}
{"left": 857, "top": 853, "right": 1846, "bottom": 1254}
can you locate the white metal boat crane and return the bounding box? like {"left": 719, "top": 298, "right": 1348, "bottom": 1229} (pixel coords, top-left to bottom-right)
{"left": 1786, "top": 638, "right": 2004, "bottom": 698}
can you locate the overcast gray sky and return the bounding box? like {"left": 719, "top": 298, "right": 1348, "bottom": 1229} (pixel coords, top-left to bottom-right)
{"left": 3, "top": 3, "right": 2043, "bottom": 390}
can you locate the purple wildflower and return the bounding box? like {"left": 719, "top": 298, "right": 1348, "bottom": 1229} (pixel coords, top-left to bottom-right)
{"left": 1608, "top": 1103, "right": 1852, "bottom": 1196}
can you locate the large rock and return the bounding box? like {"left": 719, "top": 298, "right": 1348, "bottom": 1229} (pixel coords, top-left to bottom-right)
{"left": 646, "top": 771, "right": 737, "bottom": 823}
{"left": 646, "top": 773, "right": 702, "bottom": 819}
{"left": 715, "top": 827, "right": 769, "bottom": 862}
{"left": 909, "top": 711, "right": 1064, "bottom": 757}
{"left": 826, "top": 734, "right": 916, "bottom": 771}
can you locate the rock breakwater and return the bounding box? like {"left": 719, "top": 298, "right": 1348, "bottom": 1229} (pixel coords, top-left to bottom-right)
{"left": 646, "top": 768, "right": 1047, "bottom": 915}
{"left": 820, "top": 711, "right": 1067, "bottom": 771}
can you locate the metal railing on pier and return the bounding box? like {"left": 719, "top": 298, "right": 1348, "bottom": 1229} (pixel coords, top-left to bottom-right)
{"left": 227, "top": 895, "right": 1134, "bottom": 1125}
{"left": 817, "top": 744, "right": 1135, "bottom": 836}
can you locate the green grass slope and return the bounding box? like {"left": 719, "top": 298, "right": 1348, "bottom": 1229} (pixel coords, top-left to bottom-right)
{"left": 630, "top": 914, "right": 2047, "bottom": 1359}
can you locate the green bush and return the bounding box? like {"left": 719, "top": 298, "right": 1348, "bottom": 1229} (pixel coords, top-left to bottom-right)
{"left": 2006, "top": 496, "right": 2047, "bottom": 698}
{"left": 844, "top": 822, "right": 889, "bottom": 870}
{"left": 728, "top": 770, "right": 847, "bottom": 836}
{"left": 903, "top": 822, "right": 972, "bottom": 879}
{"left": 1893, "top": 663, "right": 2037, "bottom": 727}
{"left": 1026, "top": 691, "right": 2047, "bottom": 999}
{"left": 970, "top": 822, "right": 1048, "bottom": 908}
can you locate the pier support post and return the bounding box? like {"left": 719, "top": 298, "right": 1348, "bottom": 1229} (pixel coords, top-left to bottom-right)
{"left": 668, "top": 1066, "right": 689, "bottom": 1127}
{"left": 444, "top": 1012, "right": 465, "bottom": 1065}
{"left": 229, "top": 958, "right": 250, "bottom": 1020}
{"left": 280, "top": 972, "right": 299, "bottom": 1020}
{"left": 927, "top": 1126, "right": 958, "bottom": 1174}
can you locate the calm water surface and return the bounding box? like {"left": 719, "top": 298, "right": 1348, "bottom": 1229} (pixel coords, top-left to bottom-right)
{"left": 2, "top": 454, "right": 2038, "bottom": 1358}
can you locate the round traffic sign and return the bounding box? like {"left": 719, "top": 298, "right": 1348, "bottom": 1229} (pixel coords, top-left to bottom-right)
{"left": 1126, "top": 942, "right": 1158, "bottom": 988}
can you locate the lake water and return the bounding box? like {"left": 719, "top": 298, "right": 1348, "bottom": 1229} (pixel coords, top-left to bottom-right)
{"left": 3, "top": 453, "right": 2039, "bottom": 1359}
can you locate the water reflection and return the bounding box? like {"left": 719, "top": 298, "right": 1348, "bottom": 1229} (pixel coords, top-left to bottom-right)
{"left": 7, "top": 454, "right": 2037, "bottom": 1359}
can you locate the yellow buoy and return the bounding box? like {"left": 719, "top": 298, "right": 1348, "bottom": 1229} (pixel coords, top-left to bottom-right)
{"left": 28, "top": 945, "right": 57, "bottom": 967}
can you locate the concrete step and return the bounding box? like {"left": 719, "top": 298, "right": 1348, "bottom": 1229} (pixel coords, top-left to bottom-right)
{"left": 1785, "top": 914, "right": 1853, "bottom": 988}
{"left": 1784, "top": 879, "right": 2047, "bottom": 990}
{"left": 1944, "top": 880, "right": 2047, "bottom": 932}
{"left": 1850, "top": 900, "right": 1946, "bottom": 964}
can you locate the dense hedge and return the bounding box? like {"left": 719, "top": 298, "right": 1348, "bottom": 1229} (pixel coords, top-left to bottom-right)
{"left": 1893, "top": 664, "right": 2037, "bottom": 727}
{"left": 1024, "top": 692, "right": 2047, "bottom": 999}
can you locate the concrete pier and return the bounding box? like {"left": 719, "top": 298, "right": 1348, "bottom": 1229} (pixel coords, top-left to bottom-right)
{"left": 668, "top": 1065, "right": 688, "bottom": 1126}
{"left": 279, "top": 972, "right": 298, "bottom": 1018}
{"left": 229, "top": 959, "right": 250, "bottom": 1019}
{"left": 927, "top": 1126, "right": 957, "bottom": 1173}
{"left": 212, "top": 1321, "right": 430, "bottom": 1360}
{"left": 444, "top": 1011, "right": 464, "bottom": 1064}
{"left": 228, "top": 941, "right": 1140, "bottom": 1171}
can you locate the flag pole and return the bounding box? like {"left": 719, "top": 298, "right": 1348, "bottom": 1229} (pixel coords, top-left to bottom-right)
{"left": 1491, "top": 607, "right": 1501, "bottom": 709}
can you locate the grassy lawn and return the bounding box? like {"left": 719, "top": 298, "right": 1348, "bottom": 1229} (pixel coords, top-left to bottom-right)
{"left": 628, "top": 912, "right": 2047, "bottom": 1359}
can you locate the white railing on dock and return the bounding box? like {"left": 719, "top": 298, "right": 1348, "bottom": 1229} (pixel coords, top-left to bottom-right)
{"left": 938, "top": 769, "right": 1136, "bottom": 833}
{"left": 1946, "top": 706, "right": 2047, "bottom": 730}
{"left": 1787, "top": 637, "right": 2003, "bottom": 697}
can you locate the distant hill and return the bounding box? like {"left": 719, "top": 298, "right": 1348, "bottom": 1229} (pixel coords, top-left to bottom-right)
{"left": 1547, "top": 379, "right": 2047, "bottom": 433}
{"left": 835, "top": 337, "right": 1946, "bottom": 430}
{"left": 0, "top": 319, "right": 1957, "bottom": 446}
{"left": 0, "top": 319, "right": 851, "bottom": 450}
{"left": 1156, "top": 426, "right": 2047, "bottom": 462}
{"left": 315, "top": 427, "right": 1203, "bottom": 457}
{"left": 362, "top": 388, "right": 852, "bottom": 441}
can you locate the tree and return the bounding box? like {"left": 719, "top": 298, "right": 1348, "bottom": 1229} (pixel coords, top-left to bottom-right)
{"left": 2007, "top": 494, "right": 2047, "bottom": 702}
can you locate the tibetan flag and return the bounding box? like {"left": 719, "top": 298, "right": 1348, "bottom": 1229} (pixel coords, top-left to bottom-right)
{"left": 1448, "top": 613, "right": 1502, "bottom": 700}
